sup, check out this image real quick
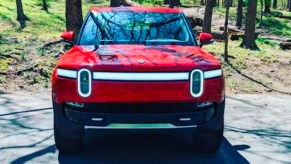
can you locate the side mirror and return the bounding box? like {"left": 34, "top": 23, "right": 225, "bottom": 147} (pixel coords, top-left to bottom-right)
{"left": 199, "top": 32, "right": 214, "bottom": 47}
{"left": 61, "top": 31, "right": 75, "bottom": 45}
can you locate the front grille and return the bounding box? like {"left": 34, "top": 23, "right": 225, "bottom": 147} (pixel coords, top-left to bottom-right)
{"left": 65, "top": 103, "right": 203, "bottom": 113}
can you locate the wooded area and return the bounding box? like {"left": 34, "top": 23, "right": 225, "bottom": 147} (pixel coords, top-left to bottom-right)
{"left": 0, "top": 0, "right": 291, "bottom": 94}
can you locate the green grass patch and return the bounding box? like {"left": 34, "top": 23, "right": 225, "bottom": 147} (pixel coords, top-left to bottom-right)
{"left": 256, "top": 37, "right": 276, "bottom": 47}
{"left": 204, "top": 40, "right": 278, "bottom": 70}
{"left": 0, "top": 0, "right": 109, "bottom": 41}
{"left": 213, "top": 7, "right": 242, "bottom": 21}
{"left": 0, "top": 58, "right": 11, "bottom": 71}
{"left": 261, "top": 17, "right": 291, "bottom": 37}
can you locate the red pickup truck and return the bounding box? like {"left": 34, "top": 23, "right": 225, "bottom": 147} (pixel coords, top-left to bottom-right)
{"left": 52, "top": 7, "right": 225, "bottom": 154}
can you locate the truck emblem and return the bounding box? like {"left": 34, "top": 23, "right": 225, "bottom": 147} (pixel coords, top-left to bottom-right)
{"left": 138, "top": 60, "right": 145, "bottom": 64}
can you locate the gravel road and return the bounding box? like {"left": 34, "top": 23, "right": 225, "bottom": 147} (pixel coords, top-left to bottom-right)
{"left": 0, "top": 93, "right": 290, "bottom": 163}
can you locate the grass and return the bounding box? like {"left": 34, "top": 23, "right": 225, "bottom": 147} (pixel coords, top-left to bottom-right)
{"left": 213, "top": 7, "right": 241, "bottom": 22}
{"left": 0, "top": 0, "right": 109, "bottom": 41}
{"left": 261, "top": 16, "right": 291, "bottom": 37}
{"left": 204, "top": 39, "right": 278, "bottom": 70}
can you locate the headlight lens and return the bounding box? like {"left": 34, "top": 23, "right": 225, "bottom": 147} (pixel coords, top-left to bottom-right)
{"left": 78, "top": 69, "right": 92, "bottom": 97}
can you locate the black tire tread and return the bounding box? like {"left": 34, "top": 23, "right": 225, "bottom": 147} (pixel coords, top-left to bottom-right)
{"left": 195, "top": 126, "right": 224, "bottom": 153}
{"left": 54, "top": 126, "right": 82, "bottom": 154}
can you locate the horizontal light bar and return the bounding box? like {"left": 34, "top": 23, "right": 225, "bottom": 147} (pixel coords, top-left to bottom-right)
{"left": 85, "top": 123, "right": 197, "bottom": 130}
{"left": 204, "top": 69, "right": 222, "bottom": 79}
{"left": 93, "top": 72, "right": 189, "bottom": 81}
{"left": 57, "top": 69, "right": 222, "bottom": 80}
{"left": 57, "top": 69, "right": 77, "bottom": 78}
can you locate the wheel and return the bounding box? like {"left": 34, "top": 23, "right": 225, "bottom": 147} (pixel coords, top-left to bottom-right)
{"left": 53, "top": 98, "right": 83, "bottom": 154}
{"left": 54, "top": 125, "right": 82, "bottom": 154}
{"left": 194, "top": 124, "right": 224, "bottom": 153}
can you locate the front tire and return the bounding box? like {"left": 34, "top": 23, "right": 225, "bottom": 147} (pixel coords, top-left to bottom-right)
{"left": 54, "top": 125, "right": 82, "bottom": 154}
{"left": 194, "top": 99, "right": 225, "bottom": 153}
{"left": 194, "top": 123, "right": 224, "bottom": 153}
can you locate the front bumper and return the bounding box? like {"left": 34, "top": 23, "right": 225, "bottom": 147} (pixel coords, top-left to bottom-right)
{"left": 53, "top": 100, "right": 225, "bottom": 137}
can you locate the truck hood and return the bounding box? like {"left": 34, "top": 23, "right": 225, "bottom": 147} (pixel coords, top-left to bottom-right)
{"left": 57, "top": 45, "right": 221, "bottom": 71}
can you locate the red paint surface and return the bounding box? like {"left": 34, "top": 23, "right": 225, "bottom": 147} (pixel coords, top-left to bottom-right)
{"left": 199, "top": 33, "right": 214, "bottom": 43}
{"left": 52, "top": 45, "right": 224, "bottom": 104}
{"left": 61, "top": 31, "right": 74, "bottom": 41}
{"left": 56, "top": 45, "right": 221, "bottom": 71}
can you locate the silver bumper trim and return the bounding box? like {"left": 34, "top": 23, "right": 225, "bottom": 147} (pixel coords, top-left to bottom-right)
{"left": 84, "top": 123, "right": 197, "bottom": 130}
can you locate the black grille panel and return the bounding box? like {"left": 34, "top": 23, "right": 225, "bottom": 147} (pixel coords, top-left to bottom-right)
{"left": 66, "top": 103, "right": 201, "bottom": 113}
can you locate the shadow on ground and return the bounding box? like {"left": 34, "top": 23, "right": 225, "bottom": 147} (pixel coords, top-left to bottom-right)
{"left": 58, "top": 135, "right": 250, "bottom": 164}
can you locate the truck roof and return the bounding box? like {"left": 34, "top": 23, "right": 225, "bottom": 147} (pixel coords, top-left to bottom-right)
{"left": 90, "top": 7, "right": 182, "bottom": 13}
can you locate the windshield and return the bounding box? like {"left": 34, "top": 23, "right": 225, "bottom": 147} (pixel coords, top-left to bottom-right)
{"left": 78, "top": 11, "right": 195, "bottom": 46}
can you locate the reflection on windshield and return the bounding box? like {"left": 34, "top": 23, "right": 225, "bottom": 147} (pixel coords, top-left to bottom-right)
{"left": 79, "top": 11, "right": 194, "bottom": 46}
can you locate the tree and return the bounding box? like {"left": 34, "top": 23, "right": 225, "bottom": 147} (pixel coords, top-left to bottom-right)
{"left": 200, "top": 0, "right": 205, "bottom": 6}
{"left": 42, "top": 0, "right": 48, "bottom": 11}
{"left": 110, "top": 0, "right": 140, "bottom": 7}
{"left": 236, "top": 0, "right": 243, "bottom": 28}
{"left": 289, "top": 0, "right": 291, "bottom": 12}
{"left": 202, "top": 0, "right": 214, "bottom": 33}
{"left": 213, "top": 0, "right": 217, "bottom": 7}
{"left": 273, "top": 0, "right": 277, "bottom": 9}
{"left": 65, "top": 0, "right": 83, "bottom": 41}
{"left": 264, "top": 0, "right": 271, "bottom": 13}
{"left": 110, "top": 0, "right": 120, "bottom": 6}
{"left": 224, "top": 0, "right": 230, "bottom": 62}
{"left": 169, "top": 0, "right": 181, "bottom": 8}
{"left": 240, "top": 0, "right": 259, "bottom": 50}
{"left": 16, "top": 0, "right": 29, "bottom": 22}
{"left": 259, "top": 0, "right": 263, "bottom": 28}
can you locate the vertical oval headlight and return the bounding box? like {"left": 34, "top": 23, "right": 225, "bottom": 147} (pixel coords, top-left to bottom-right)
{"left": 78, "top": 69, "right": 92, "bottom": 97}
{"left": 190, "top": 69, "right": 204, "bottom": 97}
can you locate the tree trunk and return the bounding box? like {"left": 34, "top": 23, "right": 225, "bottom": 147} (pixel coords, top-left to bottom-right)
{"left": 240, "top": 0, "right": 259, "bottom": 50}
{"left": 169, "top": 0, "right": 181, "bottom": 8}
{"left": 66, "top": 0, "right": 83, "bottom": 41}
{"left": 202, "top": 0, "right": 214, "bottom": 33}
{"left": 273, "top": 0, "right": 277, "bottom": 9}
{"left": 121, "top": 0, "right": 140, "bottom": 6}
{"left": 236, "top": 0, "right": 243, "bottom": 28}
{"left": 224, "top": 0, "right": 230, "bottom": 62}
{"left": 213, "top": 0, "right": 217, "bottom": 7}
{"left": 264, "top": 0, "right": 271, "bottom": 13}
{"left": 42, "top": 0, "right": 48, "bottom": 11}
{"left": 110, "top": 0, "right": 121, "bottom": 7}
{"left": 289, "top": 0, "right": 291, "bottom": 12}
{"left": 164, "top": 0, "right": 170, "bottom": 4}
{"left": 200, "top": 0, "right": 205, "bottom": 6}
{"left": 259, "top": 0, "right": 263, "bottom": 28}
{"left": 16, "top": 0, "right": 29, "bottom": 21}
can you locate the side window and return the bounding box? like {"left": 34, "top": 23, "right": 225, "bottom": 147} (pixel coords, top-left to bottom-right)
{"left": 79, "top": 15, "right": 99, "bottom": 45}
